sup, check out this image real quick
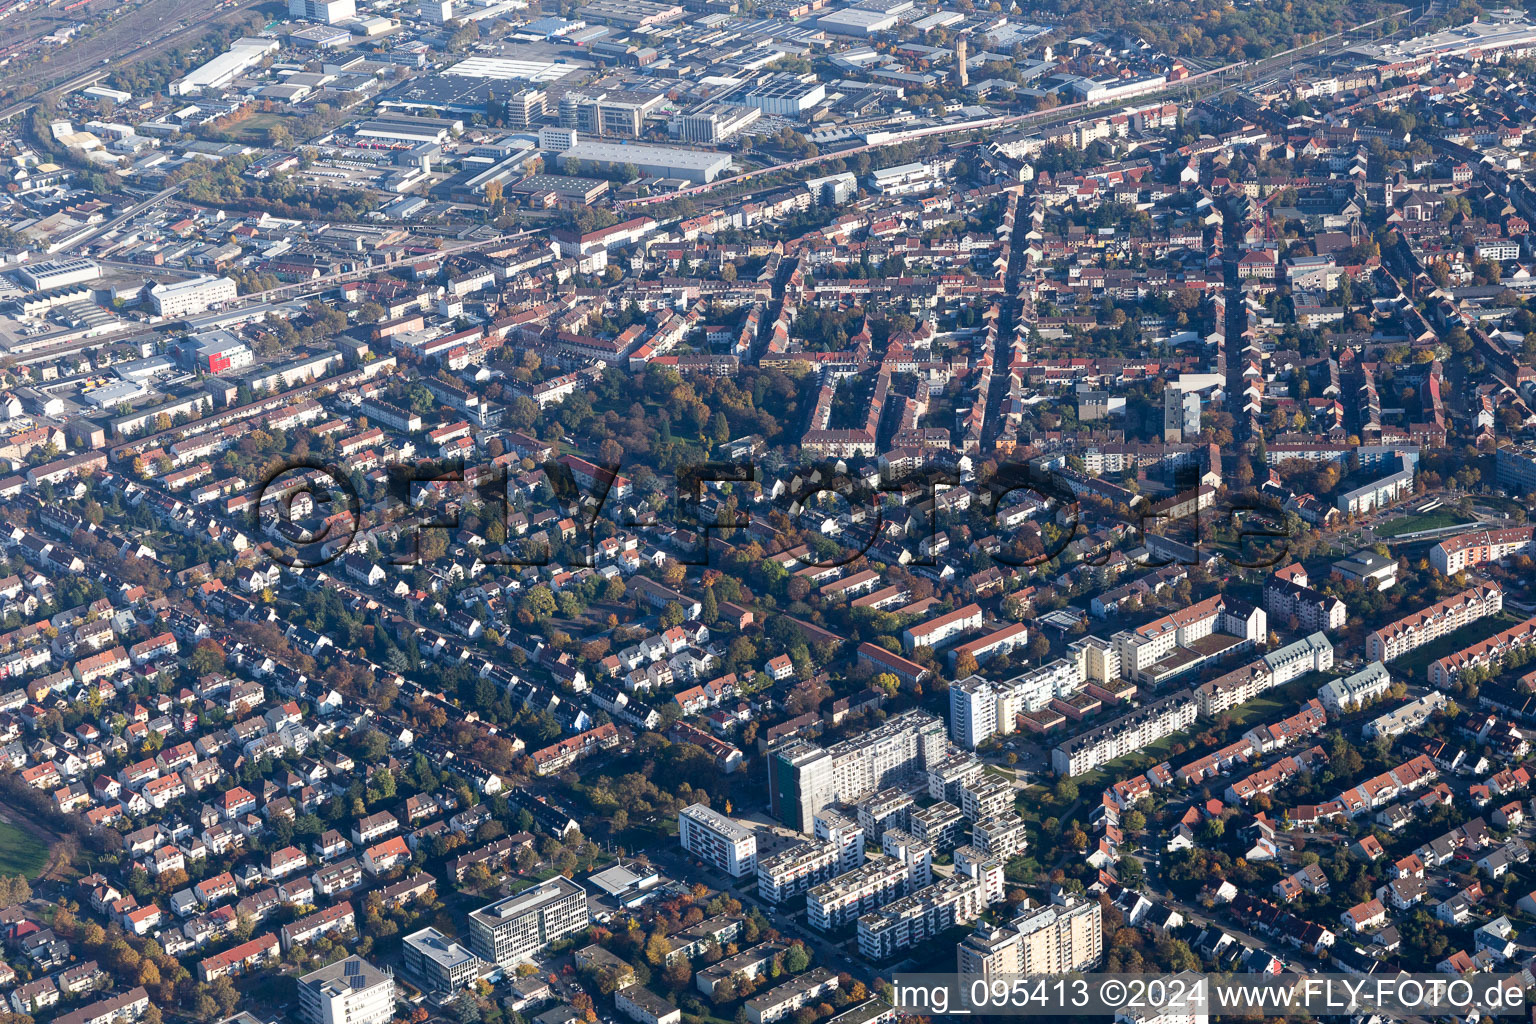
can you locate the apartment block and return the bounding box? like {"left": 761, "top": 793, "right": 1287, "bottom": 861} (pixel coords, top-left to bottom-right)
{"left": 949, "top": 658, "right": 1084, "bottom": 748}
{"left": 854, "top": 789, "right": 912, "bottom": 842}
{"left": 857, "top": 876, "right": 989, "bottom": 960}
{"left": 1318, "top": 662, "right": 1392, "bottom": 713}
{"left": 1429, "top": 616, "right": 1536, "bottom": 687}
{"left": 879, "top": 829, "right": 932, "bottom": 889}
{"left": 909, "top": 800, "right": 966, "bottom": 853}
{"left": 679, "top": 804, "right": 757, "bottom": 878}
{"left": 957, "top": 894, "right": 1103, "bottom": 977}
{"left": 1365, "top": 583, "right": 1503, "bottom": 662}
{"left": 971, "top": 813, "right": 1029, "bottom": 859}
{"left": 696, "top": 942, "right": 785, "bottom": 998}
{"left": 1431, "top": 527, "right": 1535, "bottom": 574}
{"left": 1052, "top": 690, "right": 1199, "bottom": 776}
{"left": 769, "top": 712, "right": 943, "bottom": 831}
{"left": 758, "top": 841, "right": 843, "bottom": 905}
{"left": 959, "top": 778, "right": 1012, "bottom": 822}
{"left": 1112, "top": 595, "right": 1265, "bottom": 684}
{"left": 813, "top": 808, "right": 866, "bottom": 870}
{"left": 927, "top": 753, "right": 985, "bottom": 804}
{"left": 806, "top": 859, "right": 911, "bottom": 931}
{"left": 744, "top": 968, "right": 839, "bottom": 1024}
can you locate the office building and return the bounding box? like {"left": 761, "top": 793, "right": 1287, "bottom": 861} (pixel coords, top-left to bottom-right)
{"left": 538, "top": 127, "right": 579, "bottom": 152}
{"left": 559, "top": 92, "right": 666, "bottom": 138}
{"left": 468, "top": 878, "right": 588, "bottom": 968}
{"left": 148, "top": 275, "right": 238, "bottom": 318}
{"left": 402, "top": 928, "right": 485, "bottom": 999}
{"left": 1495, "top": 445, "right": 1536, "bottom": 495}
{"left": 678, "top": 804, "right": 757, "bottom": 878}
{"left": 297, "top": 957, "right": 395, "bottom": 1024}
{"left": 1335, "top": 454, "right": 1416, "bottom": 515}
{"left": 289, "top": 0, "right": 355, "bottom": 21}
{"left": 676, "top": 103, "right": 761, "bottom": 144}
{"left": 507, "top": 89, "right": 548, "bottom": 129}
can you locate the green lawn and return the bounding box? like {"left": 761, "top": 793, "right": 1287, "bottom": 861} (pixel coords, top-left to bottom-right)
{"left": 0, "top": 817, "right": 50, "bottom": 879}
{"left": 1373, "top": 511, "right": 1472, "bottom": 538}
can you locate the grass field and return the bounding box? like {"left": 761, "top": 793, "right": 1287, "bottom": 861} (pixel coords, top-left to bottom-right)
{"left": 221, "top": 112, "right": 297, "bottom": 144}
{"left": 0, "top": 816, "right": 50, "bottom": 879}
{"left": 1373, "top": 511, "right": 1472, "bottom": 538}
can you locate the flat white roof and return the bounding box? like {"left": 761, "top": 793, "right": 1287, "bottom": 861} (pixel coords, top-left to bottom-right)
{"left": 817, "top": 8, "right": 896, "bottom": 28}
{"left": 561, "top": 140, "right": 730, "bottom": 171}
{"left": 445, "top": 56, "right": 581, "bottom": 81}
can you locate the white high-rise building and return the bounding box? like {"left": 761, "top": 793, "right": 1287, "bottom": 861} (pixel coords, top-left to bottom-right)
{"left": 679, "top": 804, "right": 757, "bottom": 878}
{"left": 771, "top": 712, "right": 944, "bottom": 830}
{"left": 950, "top": 677, "right": 997, "bottom": 749}
{"left": 289, "top": 0, "right": 355, "bottom": 23}
{"left": 957, "top": 894, "right": 1103, "bottom": 978}
{"left": 468, "top": 879, "right": 588, "bottom": 968}
{"left": 298, "top": 957, "right": 394, "bottom": 1024}
{"left": 950, "top": 660, "right": 1084, "bottom": 748}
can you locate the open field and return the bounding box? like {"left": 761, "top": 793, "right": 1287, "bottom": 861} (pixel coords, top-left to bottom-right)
{"left": 1373, "top": 510, "right": 1470, "bottom": 537}
{"left": 0, "top": 810, "right": 51, "bottom": 879}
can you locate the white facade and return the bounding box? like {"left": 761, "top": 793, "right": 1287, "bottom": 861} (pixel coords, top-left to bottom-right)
{"left": 679, "top": 804, "right": 757, "bottom": 878}
{"left": 148, "top": 275, "right": 238, "bottom": 318}
{"left": 289, "top": 0, "right": 356, "bottom": 22}
{"left": 298, "top": 958, "right": 394, "bottom": 1024}
{"left": 1318, "top": 662, "right": 1392, "bottom": 713}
